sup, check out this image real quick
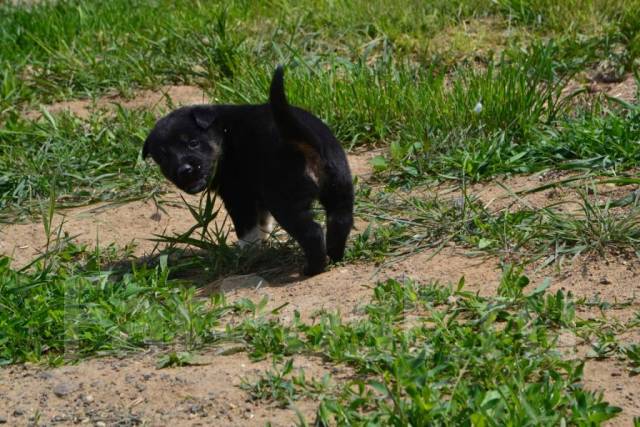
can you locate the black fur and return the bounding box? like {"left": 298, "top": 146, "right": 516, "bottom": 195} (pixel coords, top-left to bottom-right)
{"left": 143, "top": 66, "right": 354, "bottom": 276}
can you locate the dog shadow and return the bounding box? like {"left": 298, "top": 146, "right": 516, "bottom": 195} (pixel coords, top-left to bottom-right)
{"left": 105, "top": 242, "right": 307, "bottom": 296}
{"left": 173, "top": 246, "right": 307, "bottom": 295}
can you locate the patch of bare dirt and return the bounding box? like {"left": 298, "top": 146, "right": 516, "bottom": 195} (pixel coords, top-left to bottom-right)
{"left": 0, "top": 192, "right": 205, "bottom": 268}
{"left": 563, "top": 73, "right": 638, "bottom": 106}
{"left": 213, "top": 247, "right": 506, "bottom": 325}
{"left": 24, "top": 85, "right": 208, "bottom": 120}
{"left": 0, "top": 351, "right": 339, "bottom": 426}
{"left": 584, "top": 358, "right": 640, "bottom": 426}
{"left": 428, "top": 17, "right": 516, "bottom": 66}
{"left": 557, "top": 305, "right": 640, "bottom": 427}
{"left": 348, "top": 148, "right": 383, "bottom": 181}
{"left": 534, "top": 255, "right": 640, "bottom": 302}
{"left": 435, "top": 170, "right": 639, "bottom": 214}
{"left": 603, "top": 74, "right": 638, "bottom": 104}
{"left": 466, "top": 171, "right": 576, "bottom": 210}
{"left": 384, "top": 249, "right": 502, "bottom": 294}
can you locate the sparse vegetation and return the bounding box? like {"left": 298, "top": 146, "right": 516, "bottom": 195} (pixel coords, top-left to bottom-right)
{"left": 238, "top": 271, "right": 626, "bottom": 425}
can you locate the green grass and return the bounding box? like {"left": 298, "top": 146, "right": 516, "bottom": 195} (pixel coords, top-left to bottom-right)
{"left": 150, "top": 189, "right": 305, "bottom": 281}
{"left": 0, "top": 0, "right": 244, "bottom": 108}
{"left": 2, "top": 230, "right": 637, "bottom": 422}
{"left": 0, "top": 234, "right": 233, "bottom": 364}
{"left": 0, "top": 197, "right": 233, "bottom": 364}
{"left": 348, "top": 177, "right": 640, "bottom": 269}
{"left": 393, "top": 93, "right": 640, "bottom": 183}
{"left": 0, "top": 108, "right": 162, "bottom": 221}
{"left": 241, "top": 358, "right": 332, "bottom": 409}
{"left": 2, "top": 0, "right": 638, "bottom": 110}
{"left": 4, "top": 47, "right": 637, "bottom": 219}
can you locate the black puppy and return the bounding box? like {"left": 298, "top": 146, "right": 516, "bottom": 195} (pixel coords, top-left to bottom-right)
{"left": 143, "top": 67, "right": 354, "bottom": 276}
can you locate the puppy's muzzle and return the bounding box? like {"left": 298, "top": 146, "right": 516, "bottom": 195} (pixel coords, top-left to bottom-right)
{"left": 176, "top": 161, "right": 208, "bottom": 194}
{"left": 178, "top": 163, "right": 197, "bottom": 180}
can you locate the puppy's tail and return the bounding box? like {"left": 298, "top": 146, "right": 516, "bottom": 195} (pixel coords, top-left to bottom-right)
{"left": 269, "top": 66, "right": 324, "bottom": 155}
{"left": 269, "top": 65, "right": 288, "bottom": 117}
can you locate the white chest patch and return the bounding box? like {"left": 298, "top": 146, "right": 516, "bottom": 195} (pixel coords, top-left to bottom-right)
{"left": 260, "top": 214, "right": 274, "bottom": 237}
{"left": 237, "top": 214, "right": 275, "bottom": 248}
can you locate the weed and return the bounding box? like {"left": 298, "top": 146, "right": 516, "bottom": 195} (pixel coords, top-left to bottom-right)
{"left": 622, "top": 343, "right": 640, "bottom": 374}
{"left": 156, "top": 351, "right": 209, "bottom": 369}
{"left": 241, "top": 358, "right": 332, "bottom": 408}
{"left": 150, "top": 188, "right": 303, "bottom": 282}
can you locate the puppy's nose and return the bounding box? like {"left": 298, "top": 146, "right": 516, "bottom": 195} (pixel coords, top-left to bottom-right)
{"left": 178, "top": 163, "right": 196, "bottom": 179}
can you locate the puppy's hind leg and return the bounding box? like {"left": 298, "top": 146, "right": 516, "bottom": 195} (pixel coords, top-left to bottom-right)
{"left": 320, "top": 183, "right": 354, "bottom": 263}
{"left": 268, "top": 202, "right": 326, "bottom": 276}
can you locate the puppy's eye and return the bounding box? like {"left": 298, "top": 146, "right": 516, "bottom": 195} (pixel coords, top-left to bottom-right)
{"left": 188, "top": 140, "right": 200, "bottom": 149}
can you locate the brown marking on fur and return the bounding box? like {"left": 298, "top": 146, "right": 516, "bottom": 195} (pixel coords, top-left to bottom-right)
{"left": 296, "top": 142, "right": 325, "bottom": 184}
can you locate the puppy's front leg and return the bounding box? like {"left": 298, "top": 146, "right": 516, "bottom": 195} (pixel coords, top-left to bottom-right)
{"left": 237, "top": 210, "right": 274, "bottom": 248}
{"left": 217, "top": 187, "right": 263, "bottom": 248}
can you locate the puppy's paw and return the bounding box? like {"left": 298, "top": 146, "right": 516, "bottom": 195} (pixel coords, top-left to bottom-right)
{"left": 236, "top": 239, "right": 257, "bottom": 250}
{"left": 237, "top": 225, "right": 269, "bottom": 249}
{"left": 327, "top": 250, "right": 345, "bottom": 263}
{"left": 303, "top": 261, "right": 325, "bottom": 277}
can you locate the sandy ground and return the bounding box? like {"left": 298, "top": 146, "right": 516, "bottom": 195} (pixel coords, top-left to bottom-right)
{"left": 0, "top": 351, "right": 337, "bottom": 426}
{"left": 2, "top": 78, "right": 639, "bottom": 425}
{"left": 564, "top": 73, "right": 638, "bottom": 106}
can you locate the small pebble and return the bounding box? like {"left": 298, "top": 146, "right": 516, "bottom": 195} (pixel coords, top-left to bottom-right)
{"left": 38, "top": 372, "right": 54, "bottom": 380}
{"left": 81, "top": 394, "right": 94, "bottom": 404}
{"left": 599, "top": 277, "right": 611, "bottom": 285}
{"left": 12, "top": 409, "right": 24, "bottom": 417}
{"left": 95, "top": 422, "right": 106, "bottom": 427}
{"left": 0, "top": 415, "right": 7, "bottom": 424}
{"left": 53, "top": 383, "right": 75, "bottom": 398}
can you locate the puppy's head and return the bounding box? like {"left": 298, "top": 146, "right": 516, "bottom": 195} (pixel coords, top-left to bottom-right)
{"left": 143, "top": 105, "right": 223, "bottom": 194}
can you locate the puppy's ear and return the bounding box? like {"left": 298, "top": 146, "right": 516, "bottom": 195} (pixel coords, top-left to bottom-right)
{"left": 191, "top": 106, "right": 216, "bottom": 130}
